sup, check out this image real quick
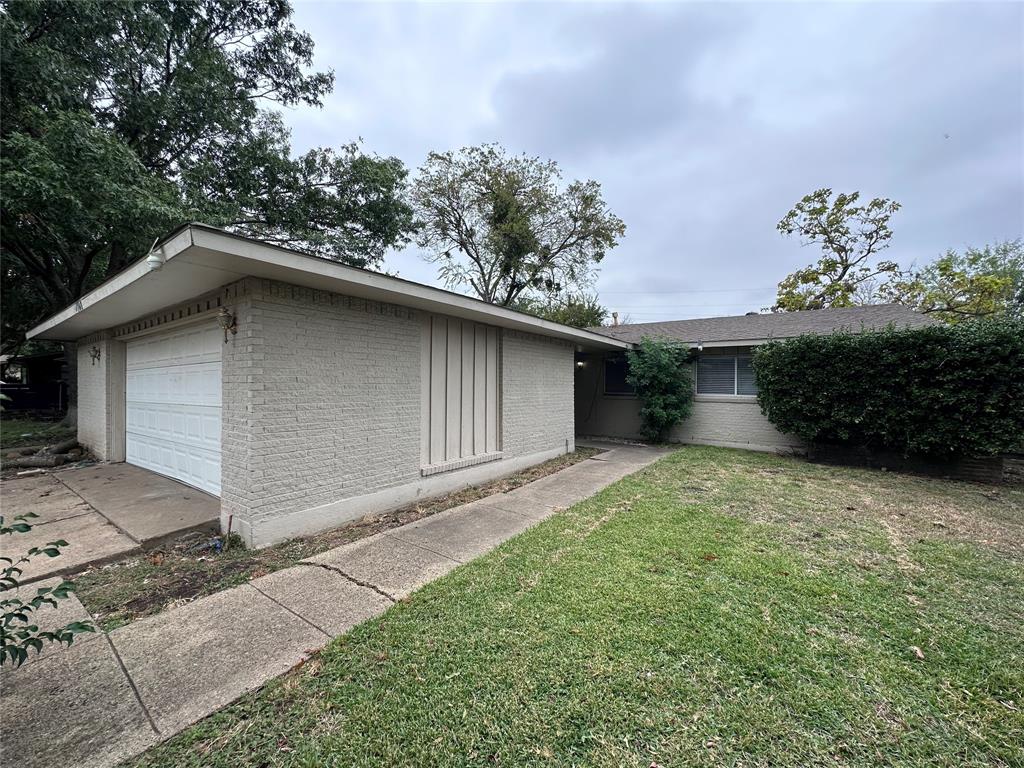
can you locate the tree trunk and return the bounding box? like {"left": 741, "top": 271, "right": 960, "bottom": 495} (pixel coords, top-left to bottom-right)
{"left": 62, "top": 340, "right": 77, "bottom": 426}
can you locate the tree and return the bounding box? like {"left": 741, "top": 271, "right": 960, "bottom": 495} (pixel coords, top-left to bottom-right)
{"left": 625, "top": 337, "right": 695, "bottom": 442}
{"left": 0, "top": 0, "right": 416, "bottom": 352}
{"left": 2, "top": 513, "right": 94, "bottom": 667}
{"left": 412, "top": 144, "right": 626, "bottom": 307}
{"left": 513, "top": 293, "right": 608, "bottom": 329}
{"left": 882, "top": 240, "right": 1024, "bottom": 323}
{"left": 774, "top": 189, "right": 901, "bottom": 311}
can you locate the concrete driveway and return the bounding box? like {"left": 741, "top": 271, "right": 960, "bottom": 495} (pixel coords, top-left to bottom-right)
{"left": 1, "top": 463, "right": 219, "bottom": 583}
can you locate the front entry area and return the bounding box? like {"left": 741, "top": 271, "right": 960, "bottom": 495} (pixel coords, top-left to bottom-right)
{"left": 125, "top": 320, "right": 222, "bottom": 495}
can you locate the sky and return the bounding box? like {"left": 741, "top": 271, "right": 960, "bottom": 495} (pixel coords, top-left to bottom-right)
{"left": 285, "top": 1, "right": 1024, "bottom": 322}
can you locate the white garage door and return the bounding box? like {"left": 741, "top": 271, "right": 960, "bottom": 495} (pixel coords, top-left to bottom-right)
{"left": 125, "top": 321, "right": 222, "bottom": 495}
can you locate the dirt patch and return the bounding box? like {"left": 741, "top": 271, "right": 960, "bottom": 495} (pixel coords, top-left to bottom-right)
{"left": 72, "top": 447, "right": 604, "bottom": 630}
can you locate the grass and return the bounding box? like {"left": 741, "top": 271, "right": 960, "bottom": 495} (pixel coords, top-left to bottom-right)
{"left": 130, "top": 446, "right": 1024, "bottom": 768}
{"left": 0, "top": 415, "right": 75, "bottom": 450}
{"left": 74, "top": 447, "right": 602, "bottom": 631}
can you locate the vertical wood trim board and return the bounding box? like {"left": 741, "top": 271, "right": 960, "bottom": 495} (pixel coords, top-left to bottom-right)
{"left": 422, "top": 315, "right": 501, "bottom": 467}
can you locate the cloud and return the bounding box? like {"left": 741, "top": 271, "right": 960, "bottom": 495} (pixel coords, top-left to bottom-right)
{"left": 287, "top": 1, "right": 1023, "bottom": 320}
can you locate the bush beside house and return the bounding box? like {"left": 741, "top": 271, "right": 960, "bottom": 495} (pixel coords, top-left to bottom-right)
{"left": 753, "top": 319, "right": 1024, "bottom": 459}
{"left": 625, "top": 337, "right": 695, "bottom": 442}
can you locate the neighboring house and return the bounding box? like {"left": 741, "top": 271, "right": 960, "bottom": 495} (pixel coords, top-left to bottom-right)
{"left": 0, "top": 350, "right": 67, "bottom": 412}
{"left": 26, "top": 223, "right": 629, "bottom": 547}
{"left": 576, "top": 305, "right": 936, "bottom": 452}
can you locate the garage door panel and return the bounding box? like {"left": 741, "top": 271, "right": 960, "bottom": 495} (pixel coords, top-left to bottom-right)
{"left": 125, "top": 433, "right": 221, "bottom": 496}
{"left": 126, "top": 322, "right": 221, "bottom": 496}
{"left": 126, "top": 324, "right": 222, "bottom": 369}
{"left": 125, "top": 403, "right": 220, "bottom": 452}
{"left": 126, "top": 362, "right": 221, "bottom": 406}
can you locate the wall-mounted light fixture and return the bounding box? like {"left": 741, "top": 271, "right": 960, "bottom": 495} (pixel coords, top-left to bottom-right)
{"left": 696, "top": 341, "right": 704, "bottom": 352}
{"left": 217, "top": 306, "right": 237, "bottom": 343}
{"left": 89, "top": 346, "right": 101, "bottom": 365}
{"left": 575, "top": 360, "right": 585, "bottom": 369}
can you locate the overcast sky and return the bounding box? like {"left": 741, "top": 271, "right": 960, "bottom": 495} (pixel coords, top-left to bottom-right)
{"left": 286, "top": 1, "right": 1023, "bottom": 322}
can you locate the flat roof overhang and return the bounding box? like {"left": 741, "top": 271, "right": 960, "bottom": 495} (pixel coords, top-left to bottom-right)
{"left": 26, "top": 224, "right": 632, "bottom": 352}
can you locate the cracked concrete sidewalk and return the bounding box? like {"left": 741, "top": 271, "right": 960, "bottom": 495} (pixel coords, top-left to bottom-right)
{"left": 0, "top": 442, "right": 669, "bottom": 768}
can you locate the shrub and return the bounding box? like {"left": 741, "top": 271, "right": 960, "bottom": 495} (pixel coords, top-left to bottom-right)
{"left": 753, "top": 318, "right": 1024, "bottom": 457}
{"left": 626, "top": 337, "right": 695, "bottom": 442}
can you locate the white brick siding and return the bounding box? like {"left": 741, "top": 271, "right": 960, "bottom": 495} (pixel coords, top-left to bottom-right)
{"left": 220, "top": 278, "right": 423, "bottom": 543}
{"left": 501, "top": 330, "right": 575, "bottom": 458}
{"left": 670, "top": 397, "right": 803, "bottom": 451}
{"left": 75, "top": 276, "right": 579, "bottom": 547}
{"left": 220, "top": 280, "right": 576, "bottom": 546}
{"left": 76, "top": 332, "right": 125, "bottom": 461}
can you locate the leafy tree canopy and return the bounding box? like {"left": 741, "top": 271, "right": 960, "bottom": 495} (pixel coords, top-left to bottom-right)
{"left": 774, "top": 189, "right": 901, "bottom": 311}
{"left": 513, "top": 293, "right": 608, "bottom": 329}
{"left": 0, "top": 0, "right": 416, "bottom": 352}
{"left": 412, "top": 143, "right": 626, "bottom": 307}
{"left": 882, "top": 240, "right": 1024, "bottom": 324}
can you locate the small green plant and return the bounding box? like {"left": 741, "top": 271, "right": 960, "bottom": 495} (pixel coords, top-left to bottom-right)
{"left": 626, "top": 336, "right": 695, "bottom": 442}
{"left": 1, "top": 512, "right": 95, "bottom": 666}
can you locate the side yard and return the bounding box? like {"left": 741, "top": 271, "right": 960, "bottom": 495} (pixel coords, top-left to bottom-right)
{"left": 0, "top": 416, "right": 75, "bottom": 452}
{"left": 70, "top": 447, "right": 601, "bottom": 630}
{"left": 132, "top": 446, "right": 1024, "bottom": 767}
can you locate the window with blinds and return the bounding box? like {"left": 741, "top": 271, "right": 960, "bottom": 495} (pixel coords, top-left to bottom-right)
{"left": 421, "top": 316, "right": 501, "bottom": 474}
{"left": 695, "top": 355, "right": 758, "bottom": 396}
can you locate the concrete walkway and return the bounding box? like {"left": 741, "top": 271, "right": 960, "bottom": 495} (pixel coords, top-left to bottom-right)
{"left": 0, "top": 443, "right": 668, "bottom": 768}
{"left": 0, "top": 464, "right": 219, "bottom": 583}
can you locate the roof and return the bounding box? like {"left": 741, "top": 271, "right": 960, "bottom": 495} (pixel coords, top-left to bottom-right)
{"left": 591, "top": 304, "right": 936, "bottom": 346}
{"left": 25, "top": 223, "right": 630, "bottom": 352}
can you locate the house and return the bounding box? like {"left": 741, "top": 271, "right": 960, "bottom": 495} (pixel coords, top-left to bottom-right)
{"left": 26, "top": 223, "right": 630, "bottom": 547}
{"left": 576, "top": 305, "right": 936, "bottom": 452}
{"left": 0, "top": 349, "right": 67, "bottom": 412}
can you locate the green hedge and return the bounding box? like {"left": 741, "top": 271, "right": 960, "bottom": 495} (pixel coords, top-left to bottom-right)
{"left": 752, "top": 319, "right": 1024, "bottom": 457}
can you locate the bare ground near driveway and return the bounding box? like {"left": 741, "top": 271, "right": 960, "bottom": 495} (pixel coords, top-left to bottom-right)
{"left": 63, "top": 446, "right": 601, "bottom": 630}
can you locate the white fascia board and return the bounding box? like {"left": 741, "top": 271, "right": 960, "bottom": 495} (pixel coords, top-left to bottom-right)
{"left": 27, "top": 224, "right": 631, "bottom": 351}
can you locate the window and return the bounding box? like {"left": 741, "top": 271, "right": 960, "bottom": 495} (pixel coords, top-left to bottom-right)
{"left": 696, "top": 355, "right": 757, "bottom": 396}
{"left": 422, "top": 316, "right": 501, "bottom": 474}
{"left": 604, "top": 357, "right": 635, "bottom": 395}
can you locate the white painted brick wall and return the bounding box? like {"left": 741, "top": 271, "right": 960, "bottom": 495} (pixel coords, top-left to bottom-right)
{"left": 221, "top": 279, "right": 423, "bottom": 532}
{"left": 226, "top": 283, "right": 577, "bottom": 546}
{"left": 670, "top": 398, "right": 803, "bottom": 451}
{"left": 502, "top": 330, "right": 575, "bottom": 457}
{"left": 74, "top": 276, "right": 579, "bottom": 546}
{"left": 76, "top": 333, "right": 110, "bottom": 458}
{"left": 75, "top": 332, "right": 126, "bottom": 460}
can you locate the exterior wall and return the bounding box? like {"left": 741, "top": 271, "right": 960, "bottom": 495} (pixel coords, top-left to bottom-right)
{"left": 220, "top": 278, "right": 422, "bottom": 545}
{"left": 75, "top": 275, "right": 578, "bottom": 548}
{"left": 75, "top": 332, "right": 126, "bottom": 461}
{"left": 502, "top": 330, "right": 575, "bottom": 458}
{"left": 574, "top": 349, "right": 803, "bottom": 453}
{"left": 224, "top": 279, "right": 576, "bottom": 547}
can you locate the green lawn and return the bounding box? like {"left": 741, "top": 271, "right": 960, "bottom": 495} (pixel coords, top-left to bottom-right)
{"left": 133, "top": 447, "right": 1024, "bottom": 768}
{"left": 0, "top": 416, "right": 74, "bottom": 450}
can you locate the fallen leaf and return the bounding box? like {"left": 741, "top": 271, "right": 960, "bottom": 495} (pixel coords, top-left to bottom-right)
{"left": 910, "top": 645, "right": 925, "bottom": 660}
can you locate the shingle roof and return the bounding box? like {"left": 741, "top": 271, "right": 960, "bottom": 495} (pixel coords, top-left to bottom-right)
{"left": 590, "top": 304, "right": 936, "bottom": 345}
